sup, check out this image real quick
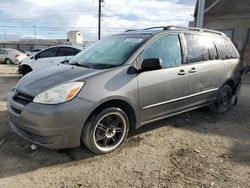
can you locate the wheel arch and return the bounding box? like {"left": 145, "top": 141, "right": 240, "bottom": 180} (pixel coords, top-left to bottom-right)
{"left": 21, "top": 64, "right": 32, "bottom": 70}
{"left": 85, "top": 99, "right": 138, "bottom": 131}
{"left": 20, "top": 64, "right": 32, "bottom": 75}
{"left": 5, "top": 58, "right": 12, "bottom": 64}
{"left": 223, "top": 79, "right": 236, "bottom": 95}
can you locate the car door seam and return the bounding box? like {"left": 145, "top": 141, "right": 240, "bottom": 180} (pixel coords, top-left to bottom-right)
{"left": 142, "top": 88, "right": 218, "bottom": 110}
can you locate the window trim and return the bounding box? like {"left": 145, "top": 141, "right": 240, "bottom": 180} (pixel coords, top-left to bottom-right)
{"left": 179, "top": 33, "right": 188, "bottom": 64}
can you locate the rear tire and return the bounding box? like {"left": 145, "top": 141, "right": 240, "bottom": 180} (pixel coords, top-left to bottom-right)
{"left": 82, "top": 107, "right": 129, "bottom": 154}
{"left": 5, "top": 58, "right": 13, "bottom": 65}
{"left": 210, "top": 85, "right": 233, "bottom": 114}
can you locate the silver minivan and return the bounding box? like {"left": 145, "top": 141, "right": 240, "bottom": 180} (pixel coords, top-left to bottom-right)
{"left": 8, "top": 26, "right": 242, "bottom": 154}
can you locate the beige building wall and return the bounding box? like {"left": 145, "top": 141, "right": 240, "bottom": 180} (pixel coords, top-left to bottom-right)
{"left": 205, "top": 15, "right": 250, "bottom": 49}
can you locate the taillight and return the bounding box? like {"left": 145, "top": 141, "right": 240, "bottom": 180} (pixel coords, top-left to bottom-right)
{"left": 15, "top": 54, "right": 20, "bottom": 59}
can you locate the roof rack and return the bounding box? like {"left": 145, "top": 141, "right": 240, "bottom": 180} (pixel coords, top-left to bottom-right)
{"left": 143, "top": 26, "right": 168, "bottom": 30}
{"left": 125, "top": 25, "right": 226, "bottom": 36}
{"left": 164, "top": 25, "right": 226, "bottom": 36}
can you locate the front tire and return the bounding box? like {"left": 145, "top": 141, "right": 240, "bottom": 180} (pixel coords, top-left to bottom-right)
{"left": 5, "top": 58, "right": 13, "bottom": 65}
{"left": 82, "top": 107, "right": 129, "bottom": 154}
{"left": 210, "top": 85, "right": 233, "bottom": 114}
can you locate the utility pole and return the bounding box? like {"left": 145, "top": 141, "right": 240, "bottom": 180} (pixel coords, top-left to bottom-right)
{"left": 98, "top": 0, "right": 103, "bottom": 40}
{"left": 33, "top": 25, "right": 37, "bottom": 44}
{"left": 3, "top": 30, "right": 6, "bottom": 42}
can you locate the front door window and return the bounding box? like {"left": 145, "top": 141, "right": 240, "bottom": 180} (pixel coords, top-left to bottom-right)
{"left": 142, "top": 34, "right": 182, "bottom": 68}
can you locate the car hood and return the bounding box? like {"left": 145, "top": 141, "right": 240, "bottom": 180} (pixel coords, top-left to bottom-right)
{"left": 16, "top": 64, "right": 107, "bottom": 97}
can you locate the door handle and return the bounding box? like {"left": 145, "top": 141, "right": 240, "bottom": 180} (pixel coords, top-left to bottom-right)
{"left": 189, "top": 67, "right": 196, "bottom": 73}
{"left": 178, "top": 69, "right": 186, "bottom": 75}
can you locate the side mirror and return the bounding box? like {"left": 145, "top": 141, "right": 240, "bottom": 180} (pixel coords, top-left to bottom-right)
{"left": 141, "top": 58, "right": 162, "bottom": 71}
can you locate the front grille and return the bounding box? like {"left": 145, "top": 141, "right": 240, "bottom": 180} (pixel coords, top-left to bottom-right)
{"left": 13, "top": 91, "right": 34, "bottom": 105}
{"left": 10, "top": 123, "right": 61, "bottom": 145}
{"left": 10, "top": 106, "right": 22, "bottom": 115}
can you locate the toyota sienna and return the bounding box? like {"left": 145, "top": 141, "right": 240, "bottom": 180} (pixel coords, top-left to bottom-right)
{"left": 8, "top": 26, "right": 242, "bottom": 154}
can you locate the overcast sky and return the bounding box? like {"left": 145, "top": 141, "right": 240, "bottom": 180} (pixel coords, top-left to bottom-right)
{"left": 0, "top": 0, "right": 196, "bottom": 41}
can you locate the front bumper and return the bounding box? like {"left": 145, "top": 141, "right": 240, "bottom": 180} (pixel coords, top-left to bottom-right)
{"left": 7, "top": 89, "right": 95, "bottom": 149}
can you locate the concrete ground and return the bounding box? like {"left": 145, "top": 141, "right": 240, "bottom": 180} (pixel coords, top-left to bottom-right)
{"left": 0, "top": 64, "right": 250, "bottom": 188}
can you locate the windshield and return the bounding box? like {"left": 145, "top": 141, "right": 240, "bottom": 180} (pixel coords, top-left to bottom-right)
{"left": 70, "top": 35, "right": 149, "bottom": 69}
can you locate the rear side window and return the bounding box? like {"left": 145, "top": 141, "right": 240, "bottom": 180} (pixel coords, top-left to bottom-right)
{"left": 184, "top": 34, "right": 218, "bottom": 63}
{"left": 38, "top": 47, "right": 58, "bottom": 58}
{"left": 3, "top": 50, "right": 8, "bottom": 55}
{"left": 214, "top": 37, "right": 239, "bottom": 59}
{"left": 143, "top": 34, "right": 182, "bottom": 68}
{"left": 57, "top": 47, "right": 80, "bottom": 57}
{"left": 214, "top": 37, "right": 227, "bottom": 59}
{"left": 224, "top": 39, "right": 239, "bottom": 58}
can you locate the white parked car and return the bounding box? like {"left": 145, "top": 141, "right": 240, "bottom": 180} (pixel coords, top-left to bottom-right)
{"left": 0, "top": 48, "right": 28, "bottom": 65}
{"left": 19, "top": 45, "right": 83, "bottom": 75}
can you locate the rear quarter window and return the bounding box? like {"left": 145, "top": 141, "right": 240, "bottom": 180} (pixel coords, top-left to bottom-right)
{"left": 224, "top": 39, "right": 239, "bottom": 59}
{"left": 38, "top": 47, "right": 58, "bottom": 58}
{"left": 57, "top": 47, "right": 81, "bottom": 57}
{"left": 214, "top": 37, "right": 238, "bottom": 59}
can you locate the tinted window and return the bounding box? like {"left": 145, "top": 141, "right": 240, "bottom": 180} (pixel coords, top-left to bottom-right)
{"left": 185, "top": 34, "right": 218, "bottom": 63}
{"left": 224, "top": 39, "right": 239, "bottom": 58}
{"left": 214, "top": 37, "right": 238, "bottom": 59}
{"left": 57, "top": 47, "right": 80, "bottom": 57}
{"left": 214, "top": 37, "right": 227, "bottom": 59}
{"left": 143, "top": 35, "right": 182, "bottom": 68}
{"left": 38, "top": 47, "right": 58, "bottom": 58}
{"left": 32, "top": 49, "right": 41, "bottom": 52}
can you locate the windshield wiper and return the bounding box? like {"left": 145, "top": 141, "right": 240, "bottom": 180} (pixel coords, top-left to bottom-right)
{"left": 70, "top": 62, "right": 89, "bottom": 68}
{"left": 61, "top": 60, "right": 69, "bottom": 64}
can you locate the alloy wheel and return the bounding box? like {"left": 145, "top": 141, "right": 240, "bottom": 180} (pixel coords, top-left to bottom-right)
{"left": 93, "top": 112, "right": 127, "bottom": 152}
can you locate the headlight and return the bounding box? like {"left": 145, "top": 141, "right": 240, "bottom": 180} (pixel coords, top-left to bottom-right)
{"left": 33, "top": 82, "right": 85, "bottom": 104}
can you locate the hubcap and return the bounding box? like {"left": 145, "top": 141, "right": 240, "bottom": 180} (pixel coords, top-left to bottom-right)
{"left": 220, "top": 91, "right": 229, "bottom": 106}
{"left": 105, "top": 128, "right": 116, "bottom": 138}
{"left": 6, "top": 59, "right": 11, "bottom": 64}
{"left": 93, "top": 112, "right": 126, "bottom": 152}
